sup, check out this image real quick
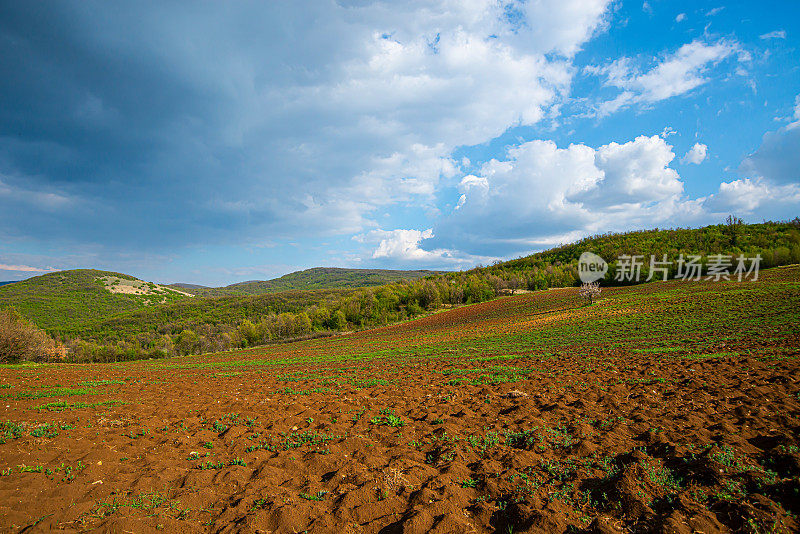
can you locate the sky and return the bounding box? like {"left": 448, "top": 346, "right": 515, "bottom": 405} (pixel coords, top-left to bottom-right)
{"left": 1, "top": 0, "right": 799, "bottom": 286}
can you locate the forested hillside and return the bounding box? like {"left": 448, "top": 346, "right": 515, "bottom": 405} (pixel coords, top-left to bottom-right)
{"left": 168, "top": 267, "right": 441, "bottom": 297}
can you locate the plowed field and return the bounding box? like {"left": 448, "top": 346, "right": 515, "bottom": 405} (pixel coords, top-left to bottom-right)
{"left": 1, "top": 266, "right": 799, "bottom": 533}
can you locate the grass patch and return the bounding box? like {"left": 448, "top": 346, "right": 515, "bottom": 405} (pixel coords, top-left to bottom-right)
{"left": 10, "top": 387, "right": 97, "bottom": 400}
{"left": 35, "top": 400, "right": 128, "bottom": 412}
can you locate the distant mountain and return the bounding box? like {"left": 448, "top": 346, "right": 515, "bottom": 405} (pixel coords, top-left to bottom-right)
{"left": 167, "top": 267, "right": 443, "bottom": 297}
{"left": 0, "top": 269, "right": 192, "bottom": 332}
{"left": 169, "top": 283, "right": 210, "bottom": 290}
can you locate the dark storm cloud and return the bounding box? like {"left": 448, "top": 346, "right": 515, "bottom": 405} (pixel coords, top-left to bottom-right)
{"left": 0, "top": 0, "right": 612, "bottom": 277}
{"left": 0, "top": 2, "right": 348, "bottom": 248}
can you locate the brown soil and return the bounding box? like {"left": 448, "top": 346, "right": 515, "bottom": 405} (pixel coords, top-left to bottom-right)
{"left": 1, "top": 275, "right": 799, "bottom": 533}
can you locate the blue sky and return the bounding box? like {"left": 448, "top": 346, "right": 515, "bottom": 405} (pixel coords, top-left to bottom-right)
{"left": 1, "top": 0, "right": 799, "bottom": 285}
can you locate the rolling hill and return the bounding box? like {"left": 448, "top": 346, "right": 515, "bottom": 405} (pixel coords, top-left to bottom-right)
{"left": 477, "top": 219, "right": 800, "bottom": 284}
{"left": 167, "top": 267, "right": 442, "bottom": 297}
{"left": 0, "top": 269, "right": 192, "bottom": 332}
{"left": 0, "top": 267, "right": 441, "bottom": 336}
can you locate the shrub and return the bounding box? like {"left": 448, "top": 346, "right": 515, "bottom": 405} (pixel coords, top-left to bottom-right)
{"left": 0, "top": 308, "right": 63, "bottom": 363}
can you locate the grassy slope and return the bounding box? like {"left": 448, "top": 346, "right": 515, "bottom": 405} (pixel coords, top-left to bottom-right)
{"left": 163, "top": 264, "right": 800, "bottom": 370}
{"left": 0, "top": 269, "right": 190, "bottom": 332}
{"left": 1, "top": 267, "right": 439, "bottom": 340}
{"left": 169, "top": 267, "right": 442, "bottom": 297}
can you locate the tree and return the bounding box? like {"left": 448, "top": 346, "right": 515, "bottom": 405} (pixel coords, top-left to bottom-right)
{"left": 332, "top": 310, "right": 347, "bottom": 331}
{"left": 175, "top": 329, "right": 200, "bottom": 355}
{"left": 725, "top": 214, "right": 744, "bottom": 247}
{"left": 238, "top": 319, "right": 258, "bottom": 346}
{"left": 0, "top": 308, "right": 63, "bottom": 363}
{"left": 296, "top": 312, "right": 312, "bottom": 335}
{"left": 579, "top": 282, "right": 601, "bottom": 305}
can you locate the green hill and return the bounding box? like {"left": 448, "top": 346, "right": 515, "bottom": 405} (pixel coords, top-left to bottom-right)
{"left": 168, "top": 267, "right": 442, "bottom": 297}
{"left": 474, "top": 219, "right": 800, "bottom": 288}
{"left": 0, "top": 269, "right": 192, "bottom": 331}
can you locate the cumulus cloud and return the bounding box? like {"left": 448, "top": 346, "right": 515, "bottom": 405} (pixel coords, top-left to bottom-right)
{"left": 455, "top": 174, "right": 490, "bottom": 209}
{"left": 0, "top": 1, "right": 612, "bottom": 253}
{"left": 586, "top": 39, "right": 739, "bottom": 116}
{"left": 705, "top": 178, "right": 800, "bottom": 216}
{"left": 682, "top": 143, "right": 708, "bottom": 164}
{"left": 675, "top": 13, "right": 687, "bottom": 22}
{"left": 703, "top": 97, "right": 800, "bottom": 218}
{"left": 428, "top": 135, "right": 705, "bottom": 258}
{"left": 371, "top": 228, "right": 436, "bottom": 260}
{"left": 739, "top": 105, "right": 800, "bottom": 186}
{"left": 507, "top": 0, "right": 611, "bottom": 56}
{"left": 358, "top": 227, "right": 487, "bottom": 268}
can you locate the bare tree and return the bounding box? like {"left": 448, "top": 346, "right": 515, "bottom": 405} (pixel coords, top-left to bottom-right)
{"left": 579, "top": 282, "right": 601, "bottom": 305}
{"left": 725, "top": 214, "right": 744, "bottom": 247}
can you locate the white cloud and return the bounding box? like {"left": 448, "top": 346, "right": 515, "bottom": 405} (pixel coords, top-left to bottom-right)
{"left": 586, "top": 39, "right": 739, "bottom": 116}
{"left": 706, "top": 100, "right": 800, "bottom": 218}
{"left": 371, "top": 228, "right": 436, "bottom": 260}
{"left": 760, "top": 30, "right": 786, "bottom": 40}
{"left": 705, "top": 178, "right": 800, "bottom": 214}
{"left": 590, "top": 135, "right": 684, "bottom": 204}
{"left": 190, "top": 1, "right": 613, "bottom": 238}
{"left": 508, "top": 0, "right": 612, "bottom": 57}
{"left": 429, "top": 134, "right": 704, "bottom": 257}
{"left": 347, "top": 144, "right": 459, "bottom": 206}
{"left": 0, "top": 264, "right": 56, "bottom": 273}
{"left": 682, "top": 143, "right": 708, "bottom": 164}
{"left": 361, "top": 227, "right": 488, "bottom": 267}
{"left": 455, "top": 174, "right": 490, "bottom": 209}
{"left": 794, "top": 95, "right": 800, "bottom": 121}
{"left": 0, "top": 1, "right": 614, "bottom": 252}
{"left": 675, "top": 13, "right": 687, "bottom": 22}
